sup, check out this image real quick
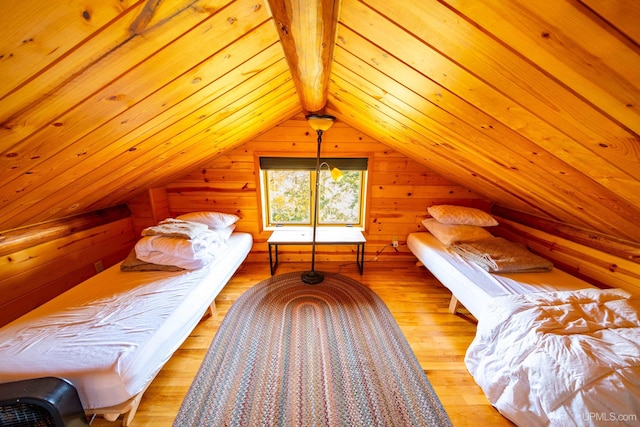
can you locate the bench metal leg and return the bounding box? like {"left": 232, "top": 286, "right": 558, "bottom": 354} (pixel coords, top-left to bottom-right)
{"left": 269, "top": 244, "right": 279, "bottom": 275}
{"left": 356, "top": 243, "right": 365, "bottom": 275}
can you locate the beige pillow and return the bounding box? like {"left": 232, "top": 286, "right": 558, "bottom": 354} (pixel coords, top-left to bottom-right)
{"left": 427, "top": 205, "right": 498, "bottom": 227}
{"left": 422, "top": 218, "right": 493, "bottom": 246}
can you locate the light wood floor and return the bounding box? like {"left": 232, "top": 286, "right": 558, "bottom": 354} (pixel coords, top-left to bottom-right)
{"left": 90, "top": 261, "right": 514, "bottom": 427}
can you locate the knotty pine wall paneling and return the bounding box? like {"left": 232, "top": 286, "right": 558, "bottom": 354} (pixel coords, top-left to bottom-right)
{"left": 162, "top": 115, "right": 491, "bottom": 264}
{"left": 492, "top": 206, "right": 640, "bottom": 295}
{"left": 0, "top": 206, "right": 136, "bottom": 327}
{"left": 127, "top": 188, "right": 172, "bottom": 236}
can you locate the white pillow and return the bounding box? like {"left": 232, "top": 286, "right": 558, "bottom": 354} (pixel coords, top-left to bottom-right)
{"left": 422, "top": 218, "right": 493, "bottom": 246}
{"left": 427, "top": 205, "right": 498, "bottom": 227}
{"left": 212, "top": 224, "right": 236, "bottom": 243}
{"left": 177, "top": 211, "right": 239, "bottom": 229}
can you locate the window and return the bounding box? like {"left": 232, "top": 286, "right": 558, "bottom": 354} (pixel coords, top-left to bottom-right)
{"left": 260, "top": 157, "right": 368, "bottom": 229}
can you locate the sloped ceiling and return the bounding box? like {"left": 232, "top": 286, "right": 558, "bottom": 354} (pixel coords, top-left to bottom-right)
{"left": 1, "top": 0, "right": 639, "bottom": 242}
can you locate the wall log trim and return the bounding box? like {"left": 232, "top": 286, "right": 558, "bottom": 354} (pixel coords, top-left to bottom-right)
{"left": 493, "top": 215, "right": 640, "bottom": 295}
{"left": 0, "top": 205, "right": 131, "bottom": 257}
{"left": 493, "top": 205, "right": 640, "bottom": 264}
{"left": 0, "top": 214, "right": 136, "bottom": 327}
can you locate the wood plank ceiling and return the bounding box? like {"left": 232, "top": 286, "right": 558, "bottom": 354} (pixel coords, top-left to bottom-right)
{"left": 0, "top": 0, "right": 639, "bottom": 242}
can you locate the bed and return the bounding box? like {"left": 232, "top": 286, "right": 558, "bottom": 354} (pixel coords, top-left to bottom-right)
{"left": 407, "top": 230, "right": 640, "bottom": 426}
{"left": 406, "top": 231, "right": 595, "bottom": 318}
{"left": 0, "top": 215, "right": 253, "bottom": 426}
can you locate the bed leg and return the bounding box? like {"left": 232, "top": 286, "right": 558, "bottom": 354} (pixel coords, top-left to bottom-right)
{"left": 103, "top": 413, "right": 119, "bottom": 422}
{"left": 200, "top": 301, "right": 216, "bottom": 319}
{"left": 121, "top": 392, "right": 144, "bottom": 427}
{"left": 448, "top": 295, "right": 460, "bottom": 314}
{"left": 122, "top": 410, "right": 135, "bottom": 427}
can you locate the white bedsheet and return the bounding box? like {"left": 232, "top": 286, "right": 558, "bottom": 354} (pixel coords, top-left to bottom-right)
{"left": 466, "top": 288, "right": 640, "bottom": 426}
{"left": 0, "top": 232, "right": 252, "bottom": 410}
{"left": 407, "top": 232, "right": 594, "bottom": 318}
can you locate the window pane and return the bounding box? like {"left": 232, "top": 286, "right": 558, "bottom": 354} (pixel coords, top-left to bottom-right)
{"left": 262, "top": 157, "right": 367, "bottom": 228}
{"left": 267, "top": 170, "right": 310, "bottom": 224}
{"left": 319, "top": 170, "right": 362, "bottom": 224}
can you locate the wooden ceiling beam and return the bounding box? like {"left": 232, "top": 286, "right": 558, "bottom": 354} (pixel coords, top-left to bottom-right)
{"left": 267, "top": 0, "right": 339, "bottom": 113}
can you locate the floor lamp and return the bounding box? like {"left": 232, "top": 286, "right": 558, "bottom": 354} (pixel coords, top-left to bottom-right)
{"left": 301, "top": 114, "right": 340, "bottom": 285}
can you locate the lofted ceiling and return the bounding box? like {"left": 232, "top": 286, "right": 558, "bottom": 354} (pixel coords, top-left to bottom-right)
{"left": 1, "top": 0, "right": 639, "bottom": 242}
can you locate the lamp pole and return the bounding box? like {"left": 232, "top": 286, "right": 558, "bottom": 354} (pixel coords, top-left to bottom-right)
{"left": 301, "top": 114, "right": 335, "bottom": 284}
{"left": 301, "top": 128, "right": 325, "bottom": 284}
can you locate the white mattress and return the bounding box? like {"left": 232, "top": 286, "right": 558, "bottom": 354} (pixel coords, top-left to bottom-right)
{"left": 0, "top": 232, "right": 252, "bottom": 410}
{"left": 407, "top": 232, "right": 594, "bottom": 319}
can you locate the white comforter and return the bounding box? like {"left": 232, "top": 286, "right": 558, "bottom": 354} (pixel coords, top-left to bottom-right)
{"left": 465, "top": 288, "right": 640, "bottom": 426}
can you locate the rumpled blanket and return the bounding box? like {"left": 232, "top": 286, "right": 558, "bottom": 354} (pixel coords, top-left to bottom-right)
{"left": 452, "top": 237, "right": 553, "bottom": 273}
{"left": 141, "top": 218, "right": 208, "bottom": 240}
{"left": 465, "top": 288, "right": 640, "bottom": 426}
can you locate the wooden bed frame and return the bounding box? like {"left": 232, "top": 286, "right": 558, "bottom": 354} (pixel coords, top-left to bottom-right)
{"left": 407, "top": 232, "right": 595, "bottom": 319}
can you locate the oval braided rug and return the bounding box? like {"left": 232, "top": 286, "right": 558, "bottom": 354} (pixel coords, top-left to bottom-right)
{"left": 174, "top": 271, "right": 452, "bottom": 426}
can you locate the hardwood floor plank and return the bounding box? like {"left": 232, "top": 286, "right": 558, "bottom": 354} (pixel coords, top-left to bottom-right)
{"left": 89, "top": 261, "right": 513, "bottom": 426}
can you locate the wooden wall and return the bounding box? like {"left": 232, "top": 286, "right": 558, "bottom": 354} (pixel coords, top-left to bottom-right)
{"left": 128, "top": 188, "right": 172, "bottom": 236}
{"left": 2, "top": 117, "right": 639, "bottom": 328}
{"left": 0, "top": 205, "right": 136, "bottom": 327}
{"left": 159, "top": 115, "right": 640, "bottom": 293}
{"left": 163, "top": 115, "right": 490, "bottom": 264}
{"left": 0, "top": 117, "right": 489, "bottom": 327}
{"left": 493, "top": 206, "right": 640, "bottom": 295}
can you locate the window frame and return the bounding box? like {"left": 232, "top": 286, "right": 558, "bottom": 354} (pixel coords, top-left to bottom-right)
{"left": 256, "top": 154, "right": 370, "bottom": 232}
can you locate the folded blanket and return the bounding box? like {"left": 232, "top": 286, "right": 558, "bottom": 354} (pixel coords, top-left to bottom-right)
{"left": 120, "top": 249, "right": 184, "bottom": 272}
{"left": 135, "top": 229, "right": 221, "bottom": 269}
{"left": 135, "top": 249, "right": 213, "bottom": 270}
{"left": 452, "top": 237, "right": 553, "bottom": 273}
{"left": 141, "top": 219, "right": 208, "bottom": 240}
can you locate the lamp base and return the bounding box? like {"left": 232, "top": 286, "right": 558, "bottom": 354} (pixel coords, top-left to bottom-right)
{"left": 301, "top": 270, "right": 324, "bottom": 285}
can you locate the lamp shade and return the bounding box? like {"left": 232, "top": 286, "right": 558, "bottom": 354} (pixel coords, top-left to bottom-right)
{"left": 306, "top": 114, "right": 336, "bottom": 132}
{"left": 329, "top": 166, "right": 343, "bottom": 182}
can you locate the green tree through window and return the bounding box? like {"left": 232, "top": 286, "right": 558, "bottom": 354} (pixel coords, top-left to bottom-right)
{"left": 267, "top": 170, "right": 310, "bottom": 224}
{"left": 318, "top": 170, "right": 362, "bottom": 224}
